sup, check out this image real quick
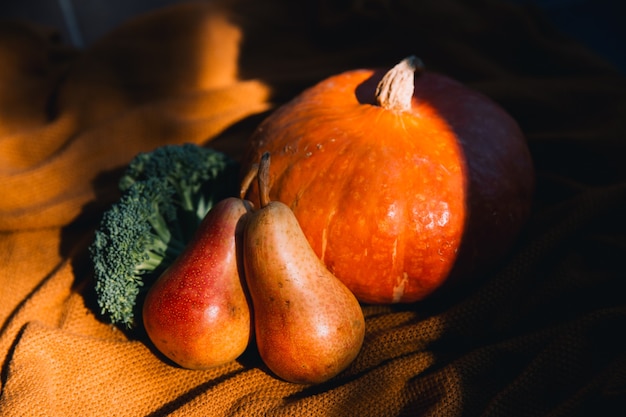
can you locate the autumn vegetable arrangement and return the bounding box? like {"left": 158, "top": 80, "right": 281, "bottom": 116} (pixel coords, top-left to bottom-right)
{"left": 91, "top": 56, "right": 534, "bottom": 384}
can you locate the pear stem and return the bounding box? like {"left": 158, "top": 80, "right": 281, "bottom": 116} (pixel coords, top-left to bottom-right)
{"left": 240, "top": 162, "right": 259, "bottom": 199}
{"left": 258, "top": 152, "right": 271, "bottom": 208}
{"left": 375, "top": 55, "right": 424, "bottom": 112}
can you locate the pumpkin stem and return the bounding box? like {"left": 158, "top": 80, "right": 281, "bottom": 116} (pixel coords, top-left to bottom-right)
{"left": 375, "top": 55, "right": 424, "bottom": 112}
{"left": 258, "top": 152, "right": 271, "bottom": 208}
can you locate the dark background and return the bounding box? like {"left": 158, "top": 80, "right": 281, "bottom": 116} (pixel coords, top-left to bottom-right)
{"left": 0, "top": 0, "right": 624, "bottom": 73}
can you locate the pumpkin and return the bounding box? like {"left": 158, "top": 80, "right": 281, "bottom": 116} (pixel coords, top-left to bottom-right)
{"left": 242, "top": 56, "right": 534, "bottom": 304}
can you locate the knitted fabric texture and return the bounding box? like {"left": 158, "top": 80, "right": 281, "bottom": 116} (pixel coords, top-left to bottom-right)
{"left": 1, "top": 1, "right": 625, "bottom": 416}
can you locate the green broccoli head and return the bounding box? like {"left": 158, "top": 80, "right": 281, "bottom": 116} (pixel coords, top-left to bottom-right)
{"left": 90, "top": 144, "right": 239, "bottom": 328}
{"left": 120, "top": 143, "right": 238, "bottom": 229}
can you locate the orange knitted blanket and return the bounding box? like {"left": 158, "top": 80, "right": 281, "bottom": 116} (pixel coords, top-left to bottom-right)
{"left": 1, "top": 1, "right": 625, "bottom": 415}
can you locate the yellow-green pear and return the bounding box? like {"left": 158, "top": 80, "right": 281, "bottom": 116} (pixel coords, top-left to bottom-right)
{"left": 243, "top": 153, "right": 365, "bottom": 384}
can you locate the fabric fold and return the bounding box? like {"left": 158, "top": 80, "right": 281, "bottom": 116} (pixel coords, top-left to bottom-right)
{"left": 1, "top": 0, "right": 625, "bottom": 415}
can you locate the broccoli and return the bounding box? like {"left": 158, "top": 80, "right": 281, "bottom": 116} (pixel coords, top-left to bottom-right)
{"left": 89, "top": 143, "right": 239, "bottom": 328}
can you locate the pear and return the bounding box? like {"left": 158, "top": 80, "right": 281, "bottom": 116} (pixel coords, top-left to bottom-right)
{"left": 143, "top": 197, "right": 253, "bottom": 370}
{"left": 243, "top": 152, "right": 365, "bottom": 384}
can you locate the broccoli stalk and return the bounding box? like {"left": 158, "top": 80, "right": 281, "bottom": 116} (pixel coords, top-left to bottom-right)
{"left": 89, "top": 144, "right": 239, "bottom": 328}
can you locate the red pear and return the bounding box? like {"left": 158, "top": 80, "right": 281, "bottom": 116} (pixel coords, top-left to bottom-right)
{"left": 143, "top": 197, "right": 252, "bottom": 369}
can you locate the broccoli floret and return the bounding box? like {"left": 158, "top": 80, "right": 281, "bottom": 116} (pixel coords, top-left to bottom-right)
{"left": 89, "top": 144, "right": 239, "bottom": 328}
{"left": 119, "top": 143, "right": 237, "bottom": 242}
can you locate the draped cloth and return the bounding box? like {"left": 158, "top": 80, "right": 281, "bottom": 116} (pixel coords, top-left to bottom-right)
{"left": 1, "top": 1, "right": 625, "bottom": 415}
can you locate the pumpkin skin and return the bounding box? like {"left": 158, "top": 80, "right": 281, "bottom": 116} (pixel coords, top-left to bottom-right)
{"left": 242, "top": 59, "right": 534, "bottom": 304}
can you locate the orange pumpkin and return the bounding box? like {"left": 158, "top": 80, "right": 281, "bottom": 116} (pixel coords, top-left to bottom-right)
{"left": 242, "top": 57, "right": 534, "bottom": 304}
